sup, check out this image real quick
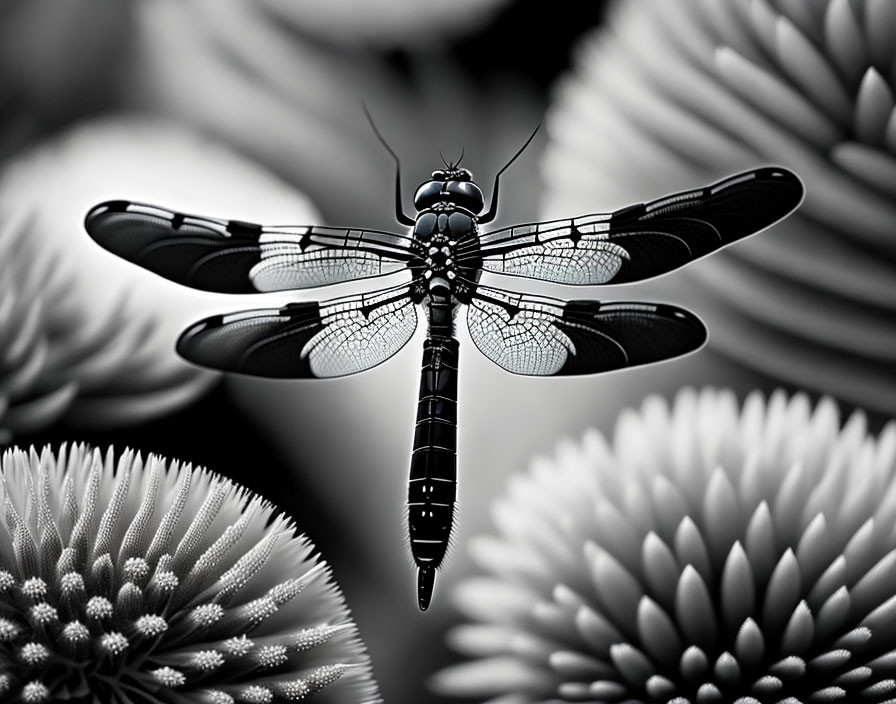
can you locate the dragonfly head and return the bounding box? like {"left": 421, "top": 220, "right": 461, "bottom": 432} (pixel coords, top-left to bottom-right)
{"left": 413, "top": 167, "right": 484, "bottom": 214}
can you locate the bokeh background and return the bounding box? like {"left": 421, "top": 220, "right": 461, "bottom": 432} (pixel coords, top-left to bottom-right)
{"left": 2, "top": 1, "right": 894, "bottom": 702}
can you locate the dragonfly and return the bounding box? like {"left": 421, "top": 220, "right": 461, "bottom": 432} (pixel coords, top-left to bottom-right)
{"left": 84, "top": 125, "right": 803, "bottom": 610}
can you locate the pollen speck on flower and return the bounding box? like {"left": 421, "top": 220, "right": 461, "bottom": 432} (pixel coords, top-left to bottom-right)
{"left": 191, "top": 603, "right": 225, "bottom": 627}
{"left": 19, "top": 642, "right": 50, "bottom": 665}
{"left": 61, "top": 621, "right": 90, "bottom": 644}
{"left": 0, "top": 571, "right": 14, "bottom": 591}
{"left": 20, "top": 577, "right": 48, "bottom": 601}
{"left": 152, "top": 570, "right": 179, "bottom": 592}
{"left": 59, "top": 572, "right": 85, "bottom": 594}
{"left": 28, "top": 603, "right": 59, "bottom": 625}
{"left": 240, "top": 685, "right": 274, "bottom": 704}
{"left": 123, "top": 557, "right": 151, "bottom": 583}
{"left": 223, "top": 634, "right": 253, "bottom": 656}
{"left": 308, "top": 663, "right": 348, "bottom": 689}
{"left": 152, "top": 667, "right": 186, "bottom": 687}
{"left": 280, "top": 680, "right": 311, "bottom": 699}
{"left": 135, "top": 614, "right": 168, "bottom": 637}
{"left": 100, "top": 631, "right": 129, "bottom": 656}
{"left": 20, "top": 681, "right": 50, "bottom": 703}
{"left": 294, "top": 623, "right": 350, "bottom": 651}
{"left": 0, "top": 617, "right": 21, "bottom": 641}
{"left": 241, "top": 596, "right": 278, "bottom": 626}
{"left": 192, "top": 649, "right": 225, "bottom": 671}
{"left": 85, "top": 596, "right": 114, "bottom": 620}
{"left": 256, "top": 644, "right": 289, "bottom": 668}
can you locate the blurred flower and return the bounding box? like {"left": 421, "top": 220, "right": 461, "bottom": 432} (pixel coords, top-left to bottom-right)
{"left": 541, "top": 0, "right": 896, "bottom": 414}
{"left": 0, "top": 0, "right": 510, "bottom": 165}
{"left": 435, "top": 387, "right": 896, "bottom": 703}
{"left": 0, "top": 443, "right": 380, "bottom": 703}
{"left": 0, "top": 0, "right": 129, "bottom": 155}
{"left": 245, "top": 0, "right": 511, "bottom": 48}
{"left": 0, "top": 115, "right": 323, "bottom": 436}
{"left": 88, "top": 0, "right": 517, "bottom": 225}
{"left": 121, "top": 0, "right": 408, "bottom": 223}
{"left": 0, "top": 213, "right": 164, "bottom": 441}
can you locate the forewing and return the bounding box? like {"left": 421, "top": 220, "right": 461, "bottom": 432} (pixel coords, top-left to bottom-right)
{"left": 85, "top": 200, "right": 415, "bottom": 293}
{"left": 473, "top": 167, "right": 803, "bottom": 285}
{"left": 467, "top": 285, "right": 706, "bottom": 376}
{"left": 176, "top": 283, "right": 418, "bottom": 378}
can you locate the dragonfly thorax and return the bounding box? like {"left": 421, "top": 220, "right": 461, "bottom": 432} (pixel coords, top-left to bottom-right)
{"left": 414, "top": 205, "right": 480, "bottom": 296}
{"left": 423, "top": 233, "right": 457, "bottom": 282}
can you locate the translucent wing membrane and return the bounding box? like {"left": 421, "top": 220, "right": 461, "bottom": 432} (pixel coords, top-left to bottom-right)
{"left": 467, "top": 285, "right": 706, "bottom": 376}
{"left": 177, "top": 283, "right": 418, "bottom": 378}
{"left": 468, "top": 167, "right": 803, "bottom": 285}
{"left": 85, "top": 200, "right": 417, "bottom": 293}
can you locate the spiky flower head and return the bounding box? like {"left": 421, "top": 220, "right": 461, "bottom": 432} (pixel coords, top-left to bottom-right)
{"left": 542, "top": 0, "right": 896, "bottom": 414}
{"left": 435, "top": 387, "right": 896, "bottom": 703}
{"left": 0, "top": 444, "right": 380, "bottom": 703}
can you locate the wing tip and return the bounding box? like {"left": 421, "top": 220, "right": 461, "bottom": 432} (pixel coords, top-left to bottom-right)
{"left": 757, "top": 164, "right": 804, "bottom": 196}
{"left": 84, "top": 200, "right": 131, "bottom": 233}
{"left": 756, "top": 165, "right": 806, "bottom": 230}
{"left": 176, "top": 316, "right": 222, "bottom": 364}
{"left": 659, "top": 303, "right": 708, "bottom": 340}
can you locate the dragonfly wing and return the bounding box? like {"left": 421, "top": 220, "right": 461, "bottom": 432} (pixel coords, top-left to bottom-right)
{"left": 177, "top": 283, "right": 419, "bottom": 378}
{"left": 249, "top": 225, "right": 416, "bottom": 291}
{"left": 472, "top": 167, "right": 803, "bottom": 285}
{"left": 85, "top": 200, "right": 417, "bottom": 293}
{"left": 467, "top": 285, "right": 706, "bottom": 376}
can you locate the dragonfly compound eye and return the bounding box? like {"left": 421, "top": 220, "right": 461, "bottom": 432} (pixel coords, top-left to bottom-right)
{"left": 444, "top": 180, "right": 484, "bottom": 214}
{"left": 414, "top": 181, "right": 445, "bottom": 210}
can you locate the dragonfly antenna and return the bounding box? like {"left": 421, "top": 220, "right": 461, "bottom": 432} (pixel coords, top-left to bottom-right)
{"left": 454, "top": 147, "right": 465, "bottom": 169}
{"left": 497, "top": 123, "right": 540, "bottom": 178}
{"left": 363, "top": 103, "right": 415, "bottom": 226}
{"left": 363, "top": 103, "right": 401, "bottom": 166}
{"left": 479, "top": 122, "right": 541, "bottom": 224}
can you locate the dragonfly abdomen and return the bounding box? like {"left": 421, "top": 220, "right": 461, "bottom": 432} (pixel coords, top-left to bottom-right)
{"left": 408, "top": 336, "right": 459, "bottom": 610}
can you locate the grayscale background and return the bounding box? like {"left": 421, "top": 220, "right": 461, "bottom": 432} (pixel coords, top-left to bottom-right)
{"left": 3, "top": 1, "right": 894, "bottom": 702}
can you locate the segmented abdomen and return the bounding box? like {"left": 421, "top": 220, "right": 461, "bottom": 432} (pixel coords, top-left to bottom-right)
{"left": 408, "top": 337, "right": 458, "bottom": 610}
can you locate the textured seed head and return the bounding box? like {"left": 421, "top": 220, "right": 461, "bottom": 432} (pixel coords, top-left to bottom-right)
{"left": 0, "top": 444, "right": 380, "bottom": 703}
{"left": 436, "top": 388, "right": 896, "bottom": 703}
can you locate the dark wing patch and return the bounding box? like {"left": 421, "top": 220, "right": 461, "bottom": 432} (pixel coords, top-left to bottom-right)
{"left": 85, "top": 201, "right": 261, "bottom": 292}
{"left": 467, "top": 285, "right": 706, "bottom": 376}
{"left": 469, "top": 167, "right": 803, "bottom": 285}
{"left": 85, "top": 200, "right": 416, "bottom": 293}
{"left": 176, "top": 284, "right": 418, "bottom": 378}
